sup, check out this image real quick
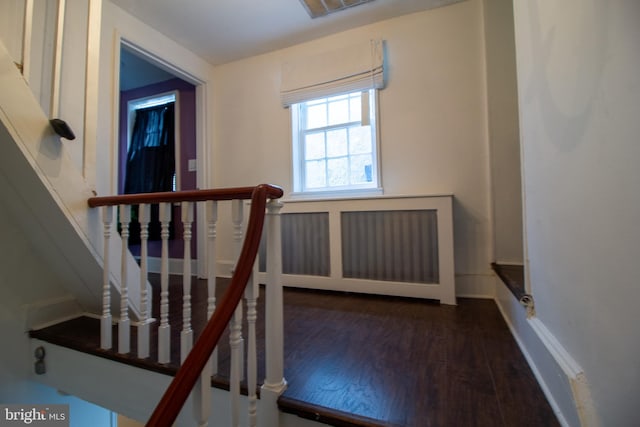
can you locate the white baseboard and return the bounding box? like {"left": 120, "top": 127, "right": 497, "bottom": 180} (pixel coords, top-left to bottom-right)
{"left": 215, "top": 260, "right": 235, "bottom": 278}
{"left": 24, "top": 295, "right": 83, "bottom": 330}
{"left": 455, "top": 273, "right": 496, "bottom": 298}
{"left": 146, "top": 257, "right": 197, "bottom": 275}
{"left": 528, "top": 317, "right": 599, "bottom": 427}
{"left": 494, "top": 285, "right": 599, "bottom": 427}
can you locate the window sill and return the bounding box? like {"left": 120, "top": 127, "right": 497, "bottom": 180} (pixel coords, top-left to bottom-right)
{"left": 287, "top": 187, "right": 383, "bottom": 202}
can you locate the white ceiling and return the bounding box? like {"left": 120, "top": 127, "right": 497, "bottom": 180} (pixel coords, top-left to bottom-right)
{"left": 110, "top": 0, "right": 464, "bottom": 66}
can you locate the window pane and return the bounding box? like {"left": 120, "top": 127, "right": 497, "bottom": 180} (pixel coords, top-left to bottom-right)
{"left": 305, "top": 132, "right": 325, "bottom": 160}
{"left": 350, "top": 154, "right": 373, "bottom": 184}
{"left": 349, "top": 94, "right": 361, "bottom": 122}
{"left": 293, "top": 89, "right": 378, "bottom": 193}
{"left": 328, "top": 157, "right": 348, "bottom": 187}
{"left": 326, "top": 128, "right": 348, "bottom": 157}
{"left": 306, "top": 103, "right": 327, "bottom": 129}
{"left": 305, "top": 160, "right": 326, "bottom": 188}
{"left": 349, "top": 126, "right": 372, "bottom": 155}
{"left": 328, "top": 98, "right": 350, "bottom": 126}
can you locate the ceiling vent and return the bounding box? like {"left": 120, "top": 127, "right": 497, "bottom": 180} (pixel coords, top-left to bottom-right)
{"left": 299, "top": 0, "right": 376, "bottom": 19}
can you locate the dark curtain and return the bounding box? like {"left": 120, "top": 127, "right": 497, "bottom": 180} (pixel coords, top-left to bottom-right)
{"left": 125, "top": 103, "right": 175, "bottom": 194}
{"left": 123, "top": 103, "right": 176, "bottom": 243}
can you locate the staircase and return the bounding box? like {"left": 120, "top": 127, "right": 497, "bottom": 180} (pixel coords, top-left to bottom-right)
{"left": 0, "top": 34, "right": 293, "bottom": 425}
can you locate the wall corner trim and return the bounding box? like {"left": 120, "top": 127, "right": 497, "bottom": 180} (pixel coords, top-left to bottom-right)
{"left": 528, "top": 317, "right": 600, "bottom": 427}
{"left": 494, "top": 287, "right": 600, "bottom": 427}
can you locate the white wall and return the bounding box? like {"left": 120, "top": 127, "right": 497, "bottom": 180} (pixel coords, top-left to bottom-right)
{"left": 513, "top": 0, "right": 640, "bottom": 425}
{"left": 0, "top": 0, "right": 24, "bottom": 64}
{"left": 212, "top": 0, "right": 494, "bottom": 296}
{"left": 483, "top": 0, "right": 523, "bottom": 264}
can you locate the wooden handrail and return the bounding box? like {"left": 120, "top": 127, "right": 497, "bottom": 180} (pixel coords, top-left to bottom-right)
{"left": 143, "top": 184, "right": 281, "bottom": 427}
{"left": 87, "top": 185, "right": 283, "bottom": 207}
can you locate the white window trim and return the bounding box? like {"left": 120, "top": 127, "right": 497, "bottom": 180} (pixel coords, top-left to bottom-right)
{"left": 289, "top": 89, "right": 383, "bottom": 200}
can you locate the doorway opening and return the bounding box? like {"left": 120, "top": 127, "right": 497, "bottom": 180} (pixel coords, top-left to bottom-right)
{"left": 118, "top": 43, "right": 199, "bottom": 274}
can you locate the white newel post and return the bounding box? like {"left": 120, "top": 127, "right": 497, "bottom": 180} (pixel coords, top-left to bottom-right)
{"left": 181, "top": 201, "right": 194, "bottom": 363}
{"left": 100, "top": 206, "right": 113, "bottom": 350}
{"left": 230, "top": 199, "right": 244, "bottom": 427}
{"left": 158, "top": 202, "right": 171, "bottom": 364}
{"left": 138, "top": 204, "right": 150, "bottom": 358}
{"left": 260, "top": 199, "right": 287, "bottom": 427}
{"left": 118, "top": 205, "right": 131, "bottom": 354}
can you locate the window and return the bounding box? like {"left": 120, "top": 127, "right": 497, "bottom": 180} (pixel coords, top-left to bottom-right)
{"left": 291, "top": 89, "right": 380, "bottom": 195}
{"left": 126, "top": 92, "right": 178, "bottom": 192}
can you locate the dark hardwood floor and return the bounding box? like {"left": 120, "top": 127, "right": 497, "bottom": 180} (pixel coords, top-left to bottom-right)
{"left": 30, "top": 275, "right": 558, "bottom": 427}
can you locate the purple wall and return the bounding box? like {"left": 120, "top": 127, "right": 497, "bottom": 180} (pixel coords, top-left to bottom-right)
{"left": 119, "top": 78, "right": 198, "bottom": 259}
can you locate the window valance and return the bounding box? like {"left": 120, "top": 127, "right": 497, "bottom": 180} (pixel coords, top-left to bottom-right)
{"left": 280, "top": 39, "right": 385, "bottom": 107}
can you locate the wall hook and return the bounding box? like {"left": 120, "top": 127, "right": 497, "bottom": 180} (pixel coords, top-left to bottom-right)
{"left": 49, "top": 119, "right": 76, "bottom": 140}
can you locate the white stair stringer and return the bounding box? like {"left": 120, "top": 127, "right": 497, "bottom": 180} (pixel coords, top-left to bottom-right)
{"left": 29, "top": 339, "right": 322, "bottom": 427}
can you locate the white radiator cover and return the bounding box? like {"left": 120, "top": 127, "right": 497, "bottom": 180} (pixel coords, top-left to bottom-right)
{"left": 258, "top": 195, "right": 455, "bottom": 304}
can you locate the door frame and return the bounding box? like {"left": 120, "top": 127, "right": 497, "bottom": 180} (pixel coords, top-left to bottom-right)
{"left": 112, "top": 35, "right": 209, "bottom": 277}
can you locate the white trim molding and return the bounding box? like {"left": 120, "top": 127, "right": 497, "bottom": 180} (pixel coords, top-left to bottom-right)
{"left": 494, "top": 284, "right": 599, "bottom": 427}
{"left": 24, "top": 295, "right": 83, "bottom": 331}
{"left": 528, "top": 318, "right": 599, "bottom": 427}
{"left": 146, "top": 257, "right": 197, "bottom": 276}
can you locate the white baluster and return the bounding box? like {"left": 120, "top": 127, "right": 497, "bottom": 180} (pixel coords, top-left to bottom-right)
{"left": 207, "top": 200, "right": 218, "bottom": 373}
{"left": 230, "top": 199, "right": 244, "bottom": 426}
{"left": 158, "top": 202, "right": 171, "bottom": 364}
{"left": 192, "top": 371, "right": 211, "bottom": 427}
{"left": 232, "top": 199, "right": 245, "bottom": 376}
{"left": 100, "top": 206, "right": 113, "bottom": 350}
{"left": 230, "top": 301, "right": 243, "bottom": 427}
{"left": 118, "top": 205, "right": 131, "bottom": 354}
{"left": 193, "top": 201, "right": 218, "bottom": 427}
{"left": 261, "top": 199, "right": 287, "bottom": 426}
{"left": 181, "top": 201, "right": 194, "bottom": 363}
{"left": 137, "top": 203, "right": 150, "bottom": 358}
{"left": 245, "top": 272, "right": 258, "bottom": 427}
{"left": 231, "top": 199, "right": 244, "bottom": 270}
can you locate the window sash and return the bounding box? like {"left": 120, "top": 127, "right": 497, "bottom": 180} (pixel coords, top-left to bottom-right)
{"left": 295, "top": 92, "right": 378, "bottom": 193}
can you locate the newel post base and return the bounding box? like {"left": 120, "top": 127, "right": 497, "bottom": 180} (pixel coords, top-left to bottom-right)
{"left": 259, "top": 380, "right": 288, "bottom": 427}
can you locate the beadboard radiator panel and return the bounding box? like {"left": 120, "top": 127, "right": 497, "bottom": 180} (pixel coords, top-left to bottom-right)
{"left": 258, "top": 195, "right": 455, "bottom": 304}
{"left": 341, "top": 209, "right": 439, "bottom": 283}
